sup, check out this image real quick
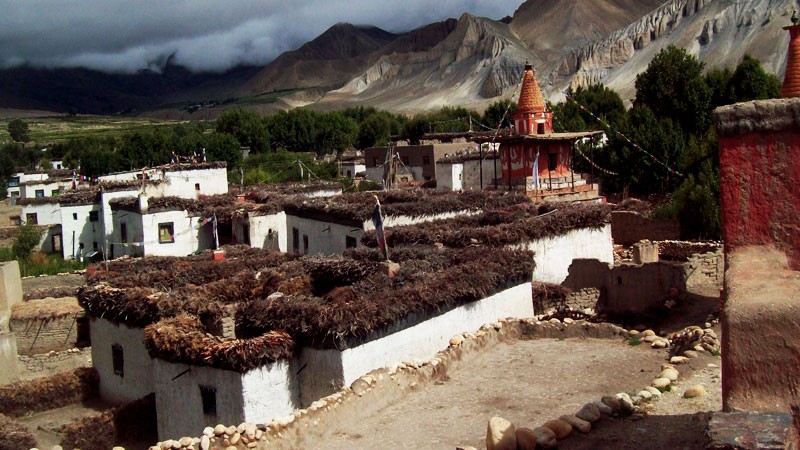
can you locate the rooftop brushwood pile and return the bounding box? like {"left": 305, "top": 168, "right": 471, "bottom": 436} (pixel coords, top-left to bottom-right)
{"left": 18, "top": 189, "right": 100, "bottom": 206}
{"left": 282, "top": 190, "right": 531, "bottom": 225}
{"left": 361, "top": 202, "right": 611, "bottom": 248}
{"left": 81, "top": 245, "right": 533, "bottom": 370}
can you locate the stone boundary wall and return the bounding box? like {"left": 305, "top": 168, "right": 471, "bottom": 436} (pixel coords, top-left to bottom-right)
{"left": 10, "top": 314, "right": 81, "bottom": 355}
{"left": 656, "top": 241, "right": 721, "bottom": 261}
{"left": 611, "top": 211, "right": 680, "bottom": 245}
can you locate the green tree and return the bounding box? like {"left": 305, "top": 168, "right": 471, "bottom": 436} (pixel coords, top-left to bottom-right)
{"left": 13, "top": 224, "right": 42, "bottom": 260}
{"left": 201, "top": 133, "right": 242, "bottom": 167}
{"left": 482, "top": 100, "right": 517, "bottom": 129}
{"left": 267, "top": 109, "right": 318, "bottom": 152}
{"left": 552, "top": 84, "right": 626, "bottom": 133}
{"left": 705, "top": 67, "right": 734, "bottom": 109}
{"left": 315, "top": 111, "right": 358, "bottom": 155}
{"left": 356, "top": 112, "right": 397, "bottom": 149}
{"left": 728, "top": 55, "right": 782, "bottom": 103}
{"left": 216, "top": 109, "right": 271, "bottom": 153}
{"left": 7, "top": 119, "right": 31, "bottom": 143}
{"left": 634, "top": 45, "right": 711, "bottom": 136}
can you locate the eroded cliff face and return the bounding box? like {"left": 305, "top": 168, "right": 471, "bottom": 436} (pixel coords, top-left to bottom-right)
{"left": 552, "top": 0, "right": 793, "bottom": 99}
{"left": 251, "top": 0, "right": 796, "bottom": 112}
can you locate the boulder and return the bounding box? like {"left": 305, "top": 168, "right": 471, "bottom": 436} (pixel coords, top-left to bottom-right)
{"left": 533, "top": 426, "right": 558, "bottom": 449}
{"left": 601, "top": 395, "right": 622, "bottom": 414}
{"left": 644, "top": 386, "right": 662, "bottom": 397}
{"left": 684, "top": 385, "right": 707, "bottom": 398}
{"left": 486, "top": 416, "right": 516, "bottom": 450}
{"left": 593, "top": 400, "right": 613, "bottom": 416}
{"left": 515, "top": 427, "right": 538, "bottom": 450}
{"left": 660, "top": 368, "right": 680, "bottom": 381}
{"left": 559, "top": 414, "right": 591, "bottom": 433}
{"left": 652, "top": 377, "right": 672, "bottom": 389}
{"left": 576, "top": 402, "right": 601, "bottom": 422}
{"left": 670, "top": 356, "right": 689, "bottom": 364}
{"left": 543, "top": 419, "right": 572, "bottom": 439}
{"left": 615, "top": 392, "right": 635, "bottom": 413}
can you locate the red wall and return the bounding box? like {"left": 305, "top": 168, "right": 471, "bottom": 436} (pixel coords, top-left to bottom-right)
{"left": 719, "top": 128, "right": 800, "bottom": 270}
{"left": 499, "top": 142, "right": 571, "bottom": 180}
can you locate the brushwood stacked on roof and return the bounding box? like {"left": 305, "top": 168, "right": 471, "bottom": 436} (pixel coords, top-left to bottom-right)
{"left": 80, "top": 245, "right": 533, "bottom": 372}
{"left": 282, "top": 189, "right": 531, "bottom": 225}
{"left": 361, "top": 202, "right": 611, "bottom": 248}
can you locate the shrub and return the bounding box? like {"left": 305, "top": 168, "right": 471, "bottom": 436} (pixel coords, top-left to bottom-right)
{"left": 0, "top": 367, "right": 98, "bottom": 417}
{"left": 0, "top": 414, "right": 36, "bottom": 450}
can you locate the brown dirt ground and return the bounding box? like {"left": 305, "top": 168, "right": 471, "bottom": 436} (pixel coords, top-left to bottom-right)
{"left": 305, "top": 337, "right": 670, "bottom": 450}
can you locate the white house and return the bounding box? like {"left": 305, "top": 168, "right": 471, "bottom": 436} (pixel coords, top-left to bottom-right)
{"left": 98, "top": 162, "right": 228, "bottom": 199}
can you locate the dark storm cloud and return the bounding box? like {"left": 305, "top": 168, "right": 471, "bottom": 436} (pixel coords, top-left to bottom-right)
{"left": 0, "top": 0, "right": 521, "bottom": 73}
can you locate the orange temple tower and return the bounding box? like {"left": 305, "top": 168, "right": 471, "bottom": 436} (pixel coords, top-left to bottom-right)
{"left": 782, "top": 11, "right": 800, "bottom": 98}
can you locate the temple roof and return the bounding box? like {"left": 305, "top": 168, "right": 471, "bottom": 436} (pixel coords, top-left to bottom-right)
{"left": 517, "top": 61, "right": 546, "bottom": 114}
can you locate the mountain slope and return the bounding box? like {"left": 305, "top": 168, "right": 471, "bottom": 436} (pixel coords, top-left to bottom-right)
{"left": 509, "top": 0, "right": 664, "bottom": 60}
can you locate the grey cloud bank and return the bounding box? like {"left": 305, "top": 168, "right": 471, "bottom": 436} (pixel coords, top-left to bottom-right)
{"left": 0, "top": 0, "right": 521, "bottom": 73}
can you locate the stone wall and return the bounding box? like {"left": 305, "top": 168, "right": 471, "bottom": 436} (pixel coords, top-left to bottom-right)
{"left": 10, "top": 315, "right": 81, "bottom": 355}
{"left": 684, "top": 250, "right": 724, "bottom": 291}
{"left": 611, "top": 211, "right": 680, "bottom": 245}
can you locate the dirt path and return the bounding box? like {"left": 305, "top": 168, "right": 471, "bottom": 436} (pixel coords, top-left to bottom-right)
{"left": 307, "top": 338, "right": 666, "bottom": 450}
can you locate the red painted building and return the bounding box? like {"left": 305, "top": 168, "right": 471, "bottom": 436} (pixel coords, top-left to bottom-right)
{"left": 494, "top": 62, "right": 603, "bottom": 202}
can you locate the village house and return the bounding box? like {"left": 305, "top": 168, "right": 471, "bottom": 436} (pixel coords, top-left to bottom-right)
{"left": 283, "top": 190, "right": 530, "bottom": 256}
{"left": 364, "top": 142, "right": 479, "bottom": 186}
{"left": 79, "top": 245, "right": 534, "bottom": 439}
{"left": 18, "top": 162, "right": 229, "bottom": 260}
{"left": 6, "top": 169, "right": 73, "bottom": 204}
{"left": 435, "top": 150, "right": 501, "bottom": 191}
{"left": 337, "top": 155, "right": 366, "bottom": 179}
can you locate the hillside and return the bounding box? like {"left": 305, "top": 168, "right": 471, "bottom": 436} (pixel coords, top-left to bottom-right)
{"left": 0, "top": 0, "right": 794, "bottom": 116}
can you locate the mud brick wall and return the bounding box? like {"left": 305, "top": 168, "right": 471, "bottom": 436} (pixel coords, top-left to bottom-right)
{"left": 565, "top": 288, "right": 600, "bottom": 311}
{"left": 611, "top": 211, "right": 680, "bottom": 245}
{"left": 10, "top": 315, "right": 80, "bottom": 355}
{"left": 656, "top": 241, "right": 721, "bottom": 261}
{"left": 715, "top": 98, "right": 800, "bottom": 270}
{"left": 684, "top": 250, "right": 724, "bottom": 291}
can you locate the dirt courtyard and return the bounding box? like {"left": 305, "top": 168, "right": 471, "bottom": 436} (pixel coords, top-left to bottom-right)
{"left": 303, "top": 337, "right": 671, "bottom": 450}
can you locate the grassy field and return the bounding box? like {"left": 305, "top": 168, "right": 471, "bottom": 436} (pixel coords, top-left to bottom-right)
{"left": 0, "top": 114, "right": 195, "bottom": 144}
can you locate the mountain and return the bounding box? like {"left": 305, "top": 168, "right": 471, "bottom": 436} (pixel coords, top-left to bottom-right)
{"left": 0, "top": 0, "right": 795, "bottom": 116}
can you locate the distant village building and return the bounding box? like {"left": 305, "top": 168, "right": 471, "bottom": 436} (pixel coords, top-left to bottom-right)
{"left": 435, "top": 147, "right": 500, "bottom": 191}
{"left": 6, "top": 170, "right": 73, "bottom": 204}
{"left": 487, "top": 62, "right": 604, "bottom": 203}
{"left": 364, "top": 142, "right": 478, "bottom": 186}
{"left": 338, "top": 155, "right": 366, "bottom": 179}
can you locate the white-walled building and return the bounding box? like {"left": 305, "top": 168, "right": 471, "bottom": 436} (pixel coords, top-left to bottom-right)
{"left": 435, "top": 152, "right": 500, "bottom": 191}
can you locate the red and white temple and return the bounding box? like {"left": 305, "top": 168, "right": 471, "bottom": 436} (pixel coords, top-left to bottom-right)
{"left": 489, "top": 61, "right": 604, "bottom": 203}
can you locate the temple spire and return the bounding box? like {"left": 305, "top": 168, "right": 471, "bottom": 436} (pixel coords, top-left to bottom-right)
{"left": 517, "top": 60, "right": 546, "bottom": 114}
{"left": 782, "top": 12, "right": 800, "bottom": 98}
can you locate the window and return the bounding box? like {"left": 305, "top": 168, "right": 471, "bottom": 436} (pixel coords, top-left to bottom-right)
{"left": 52, "top": 234, "right": 62, "bottom": 253}
{"left": 548, "top": 153, "right": 558, "bottom": 172}
{"left": 89, "top": 211, "right": 99, "bottom": 222}
{"left": 458, "top": 173, "right": 462, "bottom": 181}
{"left": 537, "top": 123, "right": 545, "bottom": 134}
{"left": 346, "top": 170, "right": 352, "bottom": 178}
{"left": 79, "top": 243, "right": 84, "bottom": 249}
{"left": 195, "top": 183, "right": 201, "bottom": 191}
{"left": 8, "top": 177, "right": 19, "bottom": 188}
{"left": 303, "top": 235, "right": 309, "bottom": 255}
{"left": 292, "top": 227, "right": 299, "bottom": 252}
{"left": 346, "top": 236, "right": 357, "bottom": 248}
{"left": 51, "top": 189, "right": 59, "bottom": 196}
{"left": 35, "top": 189, "right": 44, "bottom": 197}
{"left": 120, "top": 223, "right": 128, "bottom": 243}
{"left": 200, "top": 386, "right": 217, "bottom": 417}
{"left": 93, "top": 241, "right": 98, "bottom": 251}
{"left": 26, "top": 213, "right": 38, "bottom": 225}
{"left": 422, "top": 156, "right": 430, "bottom": 165}
{"left": 372, "top": 157, "right": 378, "bottom": 166}
{"left": 73, "top": 213, "right": 78, "bottom": 220}
{"left": 112, "top": 344, "right": 124, "bottom": 377}
{"left": 158, "top": 222, "right": 175, "bottom": 243}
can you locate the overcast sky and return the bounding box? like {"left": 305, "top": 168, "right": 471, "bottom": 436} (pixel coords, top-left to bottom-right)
{"left": 0, "top": 0, "right": 522, "bottom": 73}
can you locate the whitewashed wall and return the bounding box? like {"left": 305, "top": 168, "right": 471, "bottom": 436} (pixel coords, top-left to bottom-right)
{"left": 362, "top": 209, "right": 477, "bottom": 231}
{"left": 91, "top": 318, "right": 154, "bottom": 405}
{"left": 435, "top": 163, "right": 461, "bottom": 191}
{"left": 298, "top": 282, "right": 532, "bottom": 402}
{"left": 153, "top": 359, "right": 297, "bottom": 440}
{"left": 100, "top": 191, "right": 139, "bottom": 253}
{"left": 519, "top": 224, "right": 614, "bottom": 284}
{"left": 248, "top": 212, "right": 287, "bottom": 252}
{"left": 60, "top": 204, "right": 103, "bottom": 260}
{"left": 162, "top": 168, "right": 228, "bottom": 198}
{"left": 285, "top": 215, "right": 363, "bottom": 255}
{"left": 21, "top": 181, "right": 67, "bottom": 199}
{"left": 141, "top": 210, "right": 207, "bottom": 257}
{"left": 111, "top": 210, "right": 144, "bottom": 258}
{"left": 339, "top": 163, "right": 365, "bottom": 179}
{"left": 21, "top": 203, "right": 60, "bottom": 226}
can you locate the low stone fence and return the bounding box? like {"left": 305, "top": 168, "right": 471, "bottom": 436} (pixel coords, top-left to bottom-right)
{"left": 0, "top": 367, "right": 98, "bottom": 417}
{"left": 656, "top": 240, "right": 721, "bottom": 261}
{"left": 611, "top": 211, "right": 680, "bottom": 245}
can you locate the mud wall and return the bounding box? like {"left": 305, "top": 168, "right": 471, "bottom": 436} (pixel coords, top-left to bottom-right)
{"left": 611, "top": 211, "right": 680, "bottom": 245}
